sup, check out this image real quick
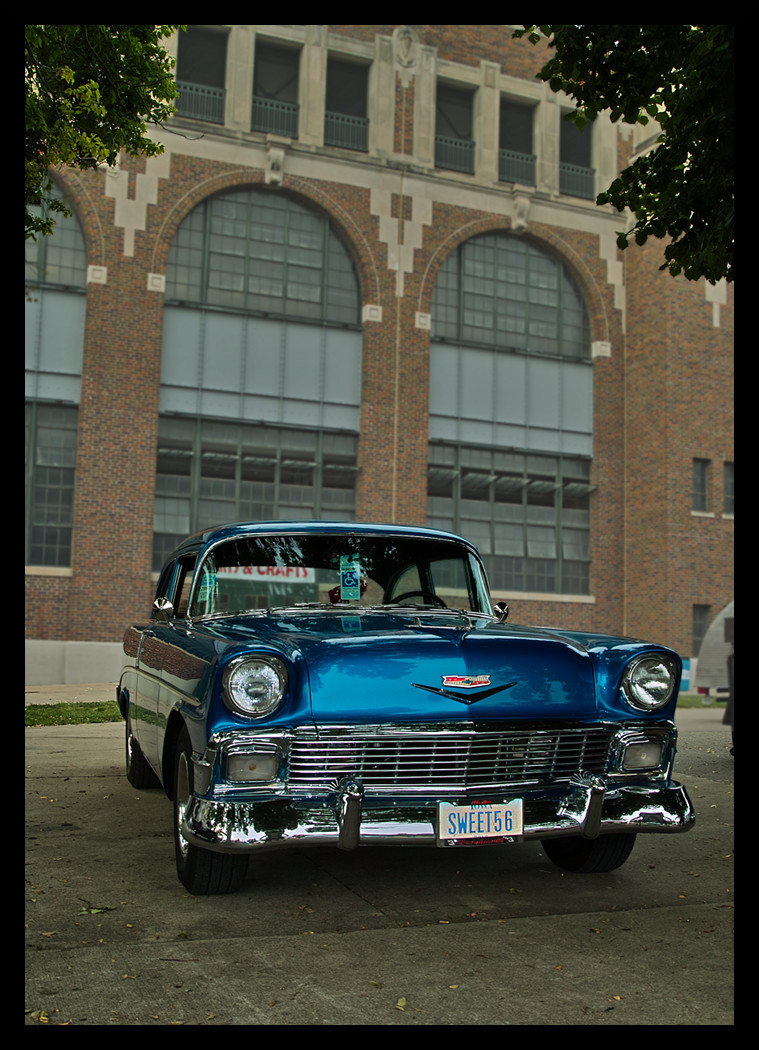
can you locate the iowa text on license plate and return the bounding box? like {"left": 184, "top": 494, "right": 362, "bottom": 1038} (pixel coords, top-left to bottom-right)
{"left": 438, "top": 800, "right": 523, "bottom": 842}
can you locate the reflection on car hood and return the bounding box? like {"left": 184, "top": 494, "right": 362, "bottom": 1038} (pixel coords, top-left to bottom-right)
{"left": 203, "top": 608, "right": 598, "bottom": 724}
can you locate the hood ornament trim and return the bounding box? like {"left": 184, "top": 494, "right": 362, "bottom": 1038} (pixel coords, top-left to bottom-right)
{"left": 411, "top": 679, "right": 517, "bottom": 705}
{"left": 441, "top": 674, "right": 490, "bottom": 688}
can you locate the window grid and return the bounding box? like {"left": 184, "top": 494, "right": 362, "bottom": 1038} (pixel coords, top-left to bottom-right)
{"left": 25, "top": 402, "right": 78, "bottom": 566}
{"left": 165, "top": 190, "right": 359, "bottom": 326}
{"left": 427, "top": 444, "right": 592, "bottom": 595}
{"left": 431, "top": 234, "right": 590, "bottom": 359}
{"left": 723, "top": 462, "right": 734, "bottom": 515}
{"left": 25, "top": 189, "right": 87, "bottom": 289}
{"left": 692, "top": 458, "right": 710, "bottom": 512}
{"left": 152, "top": 417, "right": 358, "bottom": 570}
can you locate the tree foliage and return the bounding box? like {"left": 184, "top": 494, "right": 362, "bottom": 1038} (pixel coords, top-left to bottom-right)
{"left": 513, "top": 26, "right": 734, "bottom": 283}
{"left": 25, "top": 25, "right": 182, "bottom": 239}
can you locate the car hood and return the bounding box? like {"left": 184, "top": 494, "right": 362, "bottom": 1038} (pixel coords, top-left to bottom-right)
{"left": 207, "top": 609, "right": 598, "bottom": 725}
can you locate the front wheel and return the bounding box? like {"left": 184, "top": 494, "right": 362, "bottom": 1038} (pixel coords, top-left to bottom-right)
{"left": 173, "top": 729, "right": 248, "bottom": 895}
{"left": 541, "top": 834, "right": 636, "bottom": 874}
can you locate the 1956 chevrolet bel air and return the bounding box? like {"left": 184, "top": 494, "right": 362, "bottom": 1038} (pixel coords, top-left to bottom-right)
{"left": 118, "top": 521, "right": 694, "bottom": 894}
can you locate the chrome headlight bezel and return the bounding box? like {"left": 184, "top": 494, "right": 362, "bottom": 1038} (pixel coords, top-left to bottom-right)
{"left": 620, "top": 653, "right": 679, "bottom": 712}
{"left": 221, "top": 655, "right": 289, "bottom": 719}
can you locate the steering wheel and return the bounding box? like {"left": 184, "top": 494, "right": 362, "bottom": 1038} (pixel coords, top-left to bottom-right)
{"left": 391, "top": 590, "right": 447, "bottom": 608}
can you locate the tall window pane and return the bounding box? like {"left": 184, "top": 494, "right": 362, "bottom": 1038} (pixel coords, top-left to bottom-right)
{"left": 152, "top": 418, "right": 358, "bottom": 570}
{"left": 692, "top": 458, "right": 710, "bottom": 512}
{"left": 435, "top": 85, "right": 475, "bottom": 174}
{"left": 325, "top": 58, "right": 369, "bottom": 151}
{"left": 176, "top": 26, "right": 227, "bottom": 124}
{"left": 252, "top": 43, "right": 299, "bottom": 137}
{"left": 429, "top": 232, "right": 592, "bottom": 595}
{"left": 25, "top": 403, "right": 78, "bottom": 566}
{"left": 427, "top": 446, "right": 592, "bottom": 595}
{"left": 723, "top": 462, "right": 734, "bottom": 515}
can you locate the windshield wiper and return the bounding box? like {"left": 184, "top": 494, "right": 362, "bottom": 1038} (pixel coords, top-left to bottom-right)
{"left": 269, "top": 601, "right": 358, "bottom": 611}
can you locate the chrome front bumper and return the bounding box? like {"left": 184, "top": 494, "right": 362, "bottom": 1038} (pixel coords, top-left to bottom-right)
{"left": 181, "top": 772, "right": 695, "bottom": 855}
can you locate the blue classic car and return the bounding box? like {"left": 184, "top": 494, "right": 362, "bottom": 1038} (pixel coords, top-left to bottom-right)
{"left": 119, "top": 521, "right": 694, "bottom": 894}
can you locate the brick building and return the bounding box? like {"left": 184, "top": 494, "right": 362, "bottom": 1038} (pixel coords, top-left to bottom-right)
{"left": 25, "top": 25, "right": 733, "bottom": 683}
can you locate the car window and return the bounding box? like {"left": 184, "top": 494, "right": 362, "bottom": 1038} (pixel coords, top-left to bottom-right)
{"left": 188, "top": 534, "right": 491, "bottom": 617}
{"left": 386, "top": 565, "right": 422, "bottom": 599}
{"left": 174, "top": 556, "right": 196, "bottom": 618}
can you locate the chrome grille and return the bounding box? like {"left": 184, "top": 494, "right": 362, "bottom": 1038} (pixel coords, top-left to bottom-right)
{"left": 287, "top": 727, "right": 613, "bottom": 792}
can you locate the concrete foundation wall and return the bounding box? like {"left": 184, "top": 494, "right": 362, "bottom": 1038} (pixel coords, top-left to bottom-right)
{"left": 25, "top": 640, "right": 122, "bottom": 686}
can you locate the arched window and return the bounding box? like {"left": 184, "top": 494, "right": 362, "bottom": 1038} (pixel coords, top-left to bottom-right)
{"left": 25, "top": 185, "right": 87, "bottom": 290}
{"left": 165, "top": 188, "right": 359, "bottom": 324}
{"left": 428, "top": 232, "right": 593, "bottom": 596}
{"left": 432, "top": 232, "right": 589, "bottom": 358}
{"left": 155, "top": 188, "right": 362, "bottom": 567}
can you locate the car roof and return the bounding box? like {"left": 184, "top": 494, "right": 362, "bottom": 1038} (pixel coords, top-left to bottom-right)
{"left": 168, "top": 520, "right": 478, "bottom": 562}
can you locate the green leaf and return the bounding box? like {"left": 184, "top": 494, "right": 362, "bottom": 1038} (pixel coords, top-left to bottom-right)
{"left": 25, "top": 25, "right": 183, "bottom": 238}
{"left": 511, "top": 24, "right": 733, "bottom": 282}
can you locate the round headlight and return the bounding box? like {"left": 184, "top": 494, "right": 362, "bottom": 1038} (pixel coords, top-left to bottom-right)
{"left": 222, "top": 657, "right": 288, "bottom": 718}
{"left": 621, "top": 654, "right": 678, "bottom": 712}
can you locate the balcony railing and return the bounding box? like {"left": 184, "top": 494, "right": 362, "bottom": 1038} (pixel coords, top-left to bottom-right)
{"left": 176, "top": 81, "right": 225, "bottom": 125}
{"left": 559, "top": 163, "right": 596, "bottom": 200}
{"left": 324, "top": 111, "right": 369, "bottom": 152}
{"left": 498, "top": 149, "right": 536, "bottom": 186}
{"left": 251, "top": 96, "right": 299, "bottom": 138}
{"left": 435, "top": 135, "right": 475, "bottom": 174}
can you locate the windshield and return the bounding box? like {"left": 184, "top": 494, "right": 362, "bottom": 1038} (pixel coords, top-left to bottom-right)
{"left": 189, "top": 533, "right": 491, "bottom": 618}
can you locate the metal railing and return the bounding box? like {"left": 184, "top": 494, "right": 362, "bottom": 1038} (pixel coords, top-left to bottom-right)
{"left": 559, "top": 163, "right": 595, "bottom": 200}
{"left": 251, "top": 96, "right": 299, "bottom": 138}
{"left": 498, "top": 149, "right": 536, "bottom": 186}
{"left": 435, "top": 135, "right": 475, "bottom": 174}
{"left": 324, "top": 111, "right": 369, "bottom": 152}
{"left": 176, "top": 81, "right": 225, "bottom": 125}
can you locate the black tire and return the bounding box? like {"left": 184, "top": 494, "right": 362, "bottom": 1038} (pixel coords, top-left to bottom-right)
{"left": 125, "top": 712, "right": 161, "bottom": 789}
{"left": 173, "top": 728, "right": 248, "bottom": 895}
{"left": 541, "top": 833, "right": 636, "bottom": 874}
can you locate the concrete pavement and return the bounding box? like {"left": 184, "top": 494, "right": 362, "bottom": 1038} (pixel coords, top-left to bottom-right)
{"left": 25, "top": 685, "right": 733, "bottom": 1025}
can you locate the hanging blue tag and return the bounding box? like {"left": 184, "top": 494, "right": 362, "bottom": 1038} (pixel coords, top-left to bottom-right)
{"left": 339, "top": 555, "right": 361, "bottom": 600}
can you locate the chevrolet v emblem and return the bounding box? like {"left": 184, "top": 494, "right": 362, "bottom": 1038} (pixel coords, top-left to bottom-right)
{"left": 442, "top": 674, "right": 490, "bottom": 688}
{"left": 411, "top": 678, "right": 517, "bottom": 705}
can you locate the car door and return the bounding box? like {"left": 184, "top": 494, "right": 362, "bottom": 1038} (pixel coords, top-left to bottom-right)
{"left": 129, "top": 559, "right": 177, "bottom": 770}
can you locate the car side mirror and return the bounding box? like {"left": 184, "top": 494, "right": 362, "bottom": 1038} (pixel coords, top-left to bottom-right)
{"left": 493, "top": 600, "right": 509, "bottom": 622}
{"left": 153, "top": 596, "right": 175, "bottom": 622}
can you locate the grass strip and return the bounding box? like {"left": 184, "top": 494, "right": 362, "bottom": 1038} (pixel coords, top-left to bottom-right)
{"left": 25, "top": 701, "right": 122, "bottom": 727}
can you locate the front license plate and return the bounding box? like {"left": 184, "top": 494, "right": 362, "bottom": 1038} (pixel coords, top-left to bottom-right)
{"left": 438, "top": 800, "right": 523, "bottom": 845}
